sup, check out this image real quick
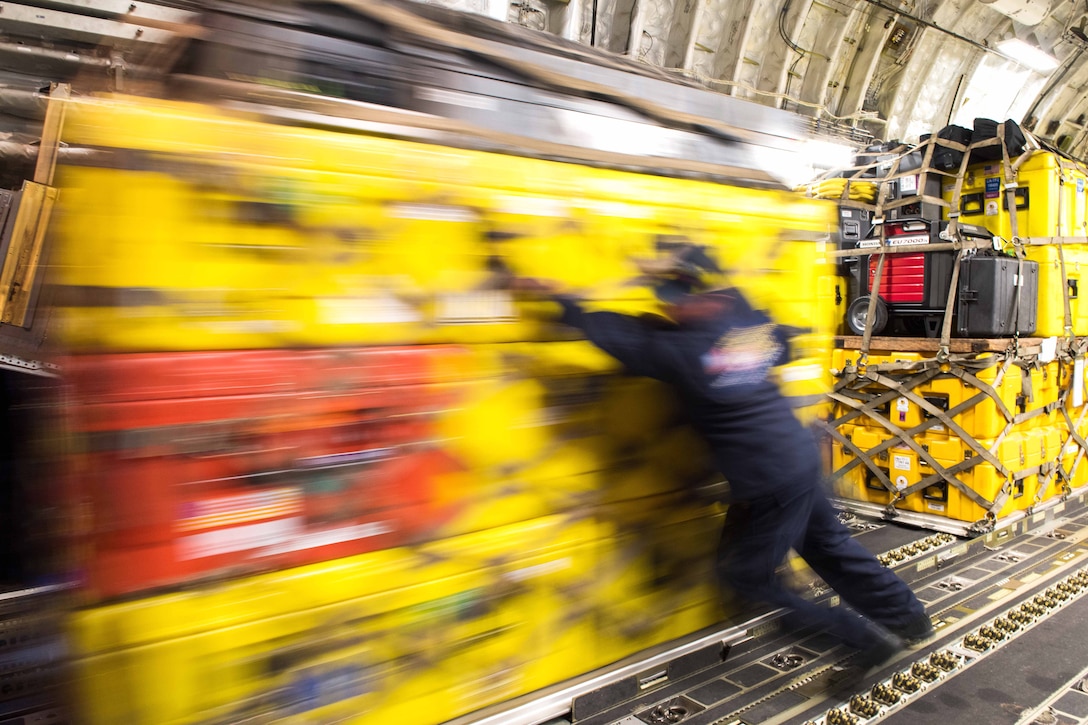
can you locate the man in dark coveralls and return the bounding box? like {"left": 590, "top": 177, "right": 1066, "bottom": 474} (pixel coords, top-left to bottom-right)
{"left": 514, "top": 246, "right": 933, "bottom": 678}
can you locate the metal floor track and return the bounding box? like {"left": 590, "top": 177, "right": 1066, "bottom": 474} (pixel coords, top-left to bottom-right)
{"left": 451, "top": 492, "right": 1088, "bottom": 725}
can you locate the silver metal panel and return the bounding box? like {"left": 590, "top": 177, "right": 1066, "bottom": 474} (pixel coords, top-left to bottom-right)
{"left": 405, "top": 28, "right": 804, "bottom": 149}
{"left": 409, "top": 79, "right": 760, "bottom": 172}
{"left": 444, "top": 611, "right": 779, "bottom": 725}
{"left": 16, "top": 0, "right": 193, "bottom": 22}
{"left": 0, "top": 3, "right": 177, "bottom": 45}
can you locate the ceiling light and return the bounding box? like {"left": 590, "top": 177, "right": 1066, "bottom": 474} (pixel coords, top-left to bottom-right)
{"left": 996, "top": 38, "right": 1059, "bottom": 72}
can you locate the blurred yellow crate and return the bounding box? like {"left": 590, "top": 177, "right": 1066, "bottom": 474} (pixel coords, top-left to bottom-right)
{"left": 426, "top": 468, "right": 600, "bottom": 541}
{"left": 592, "top": 494, "right": 724, "bottom": 667}
{"left": 776, "top": 355, "right": 834, "bottom": 424}
{"left": 53, "top": 296, "right": 297, "bottom": 351}
{"left": 436, "top": 375, "right": 552, "bottom": 473}
{"left": 55, "top": 94, "right": 836, "bottom": 355}
{"left": 69, "top": 548, "right": 421, "bottom": 724}
{"left": 501, "top": 339, "right": 622, "bottom": 378}
{"left": 643, "top": 425, "right": 716, "bottom": 489}
{"left": 70, "top": 515, "right": 600, "bottom": 725}
{"left": 599, "top": 377, "right": 682, "bottom": 449}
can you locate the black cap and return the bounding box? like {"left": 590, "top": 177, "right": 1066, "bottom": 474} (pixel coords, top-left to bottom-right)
{"left": 654, "top": 278, "right": 696, "bottom": 304}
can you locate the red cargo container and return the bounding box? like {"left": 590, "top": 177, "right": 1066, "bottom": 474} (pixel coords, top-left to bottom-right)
{"left": 63, "top": 347, "right": 468, "bottom": 600}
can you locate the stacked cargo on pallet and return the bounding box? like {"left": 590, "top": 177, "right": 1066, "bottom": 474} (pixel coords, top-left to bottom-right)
{"left": 827, "top": 344, "right": 1070, "bottom": 527}
{"left": 50, "top": 96, "right": 837, "bottom": 724}
{"left": 807, "top": 120, "right": 1088, "bottom": 533}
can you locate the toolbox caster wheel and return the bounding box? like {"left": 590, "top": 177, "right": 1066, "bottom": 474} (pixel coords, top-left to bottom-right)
{"left": 846, "top": 295, "right": 888, "bottom": 336}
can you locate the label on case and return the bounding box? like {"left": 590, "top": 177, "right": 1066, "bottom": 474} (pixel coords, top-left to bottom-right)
{"left": 893, "top": 454, "right": 911, "bottom": 471}
{"left": 178, "top": 517, "right": 303, "bottom": 560}
{"left": 435, "top": 291, "right": 517, "bottom": 323}
{"left": 318, "top": 296, "right": 423, "bottom": 325}
{"left": 177, "top": 488, "right": 303, "bottom": 532}
{"left": 257, "top": 521, "right": 395, "bottom": 556}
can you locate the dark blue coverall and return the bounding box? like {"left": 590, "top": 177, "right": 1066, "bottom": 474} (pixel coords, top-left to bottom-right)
{"left": 553, "top": 289, "right": 926, "bottom": 651}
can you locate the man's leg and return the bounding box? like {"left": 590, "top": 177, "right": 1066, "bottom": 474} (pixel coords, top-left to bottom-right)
{"left": 797, "top": 490, "right": 930, "bottom": 638}
{"left": 717, "top": 488, "right": 887, "bottom": 650}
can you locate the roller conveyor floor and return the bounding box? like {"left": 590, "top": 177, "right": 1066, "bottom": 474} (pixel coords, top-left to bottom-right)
{"left": 456, "top": 493, "right": 1088, "bottom": 725}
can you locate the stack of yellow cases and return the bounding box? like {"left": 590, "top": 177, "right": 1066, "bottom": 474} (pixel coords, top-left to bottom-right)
{"left": 53, "top": 94, "right": 837, "bottom": 724}
{"left": 944, "top": 151, "right": 1088, "bottom": 242}
{"left": 830, "top": 348, "right": 1071, "bottom": 523}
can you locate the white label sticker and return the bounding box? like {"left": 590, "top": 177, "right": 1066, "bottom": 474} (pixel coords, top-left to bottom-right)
{"left": 178, "top": 517, "right": 303, "bottom": 560}
{"left": 986, "top": 200, "right": 1000, "bottom": 216}
{"left": 779, "top": 363, "right": 823, "bottom": 382}
{"left": 388, "top": 203, "right": 478, "bottom": 222}
{"left": 502, "top": 557, "right": 573, "bottom": 582}
{"left": 900, "top": 174, "right": 918, "bottom": 195}
{"left": 896, "top": 397, "right": 910, "bottom": 412}
{"left": 927, "top": 502, "right": 946, "bottom": 512}
{"left": 257, "top": 521, "right": 394, "bottom": 556}
{"left": 318, "top": 296, "right": 422, "bottom": 325}
{"left": 435, "top": 291, "right": 517, "bottom": 324}
{"left": 859, "top": 233, "right": 930, "bottom": 248}
{"left": 494, "top": 196, "right": 568, "bottom": 217}
{"left": 893, "top": 454, "right": 912, "bottom": 471}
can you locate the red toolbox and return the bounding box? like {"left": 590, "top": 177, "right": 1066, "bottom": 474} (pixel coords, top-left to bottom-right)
{"left": 63, "top": 347, "right": 466, "bottom": 600}
{"left": 845, "top": 220, "right": 993, "bottom": 336}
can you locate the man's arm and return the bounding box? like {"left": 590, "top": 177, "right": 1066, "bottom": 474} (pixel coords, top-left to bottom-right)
{"left": 552, "top": 295, "right": 667, "bottom": 379}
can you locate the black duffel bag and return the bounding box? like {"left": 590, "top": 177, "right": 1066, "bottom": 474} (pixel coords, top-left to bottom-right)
{"left": 920, "top": 124, "right": 973, "bottom": 170}
{"left": 970, "top": 118, "right": 1027, "bottom": 162}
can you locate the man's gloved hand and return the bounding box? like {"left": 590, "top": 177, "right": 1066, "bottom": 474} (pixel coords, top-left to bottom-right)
{"left": 510, "top": 277, "right": 561, "bottom": 296}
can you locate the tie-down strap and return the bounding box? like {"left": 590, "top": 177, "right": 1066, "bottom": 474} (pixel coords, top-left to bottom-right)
{"left": 825, "top": 351, "right": 1048, "bottom": 518}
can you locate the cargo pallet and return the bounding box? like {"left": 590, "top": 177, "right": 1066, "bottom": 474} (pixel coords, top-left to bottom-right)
{"left": 831, "top": 477, "right": 1088, "bottom": 537}
{"left": 815, "top": 125, "right": 1088, "bottom": 538}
